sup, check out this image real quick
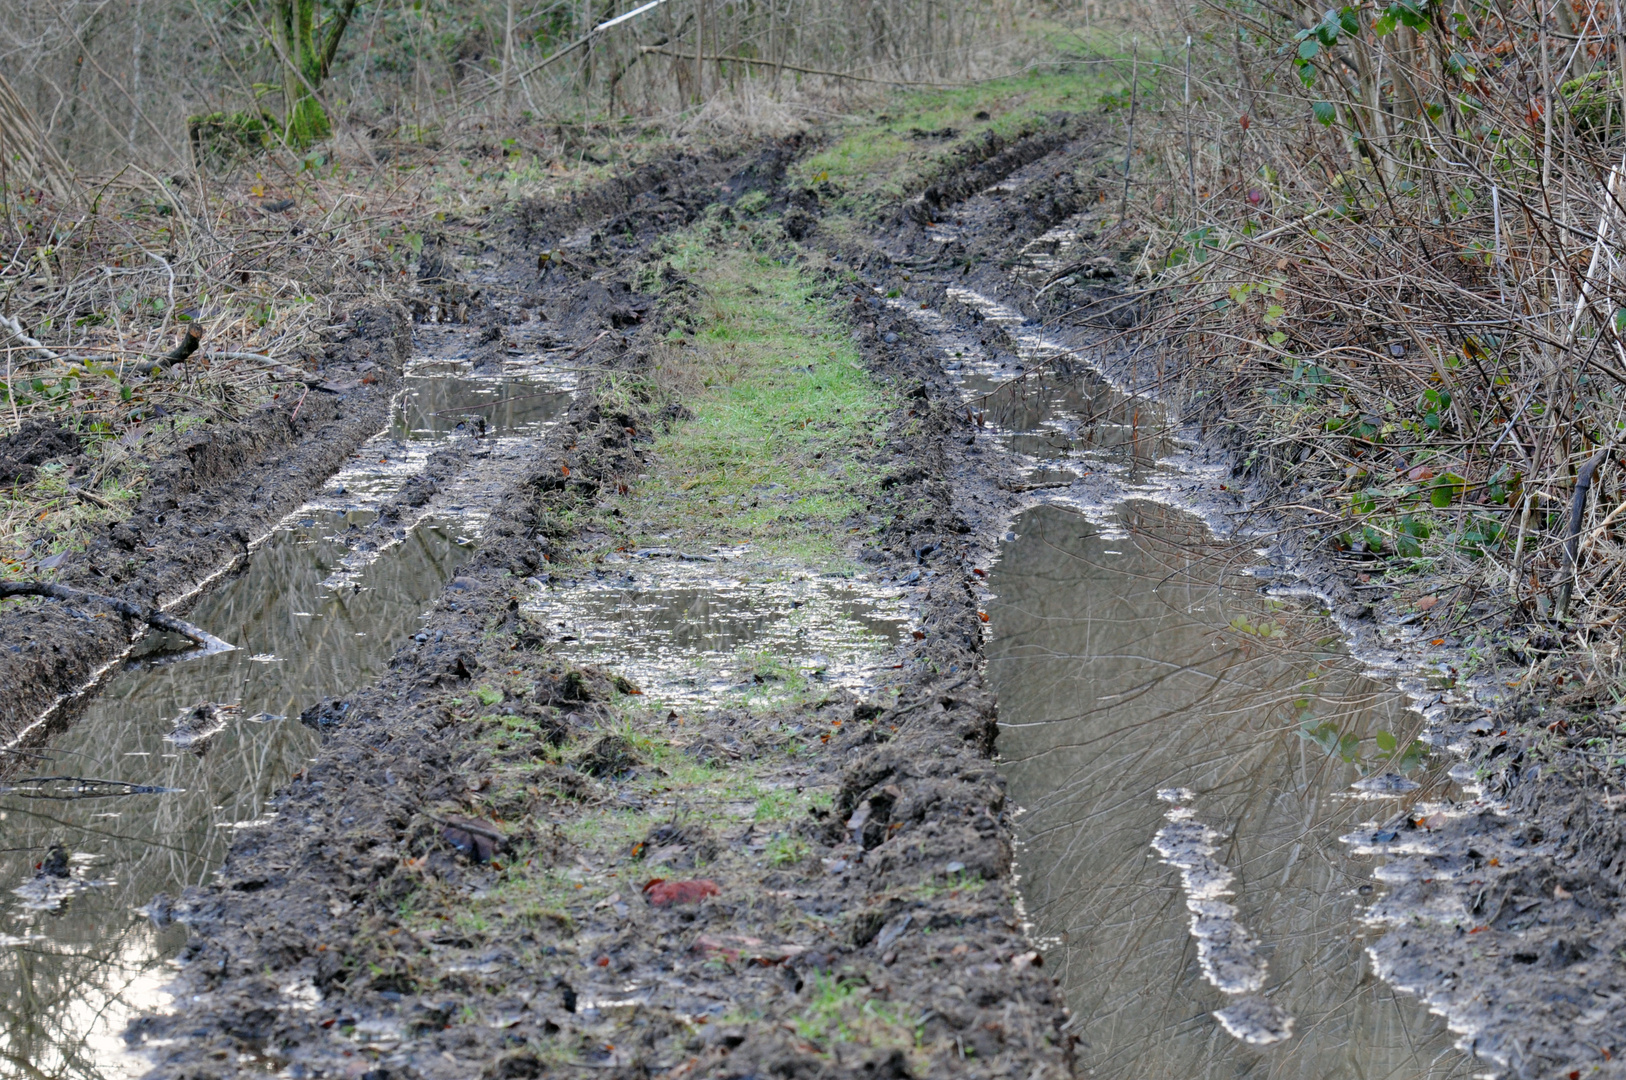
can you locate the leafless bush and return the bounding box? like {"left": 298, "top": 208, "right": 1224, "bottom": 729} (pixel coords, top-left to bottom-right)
{"left": 1085, "top": 0, "right": 1626, "bottom": 658}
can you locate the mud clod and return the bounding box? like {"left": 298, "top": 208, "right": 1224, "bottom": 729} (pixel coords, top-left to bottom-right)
{"left": 574, "top": 733, "right": 639, "bottom": 778}
{"left": 0, "top": 419, "right": 81, "bottom": 484}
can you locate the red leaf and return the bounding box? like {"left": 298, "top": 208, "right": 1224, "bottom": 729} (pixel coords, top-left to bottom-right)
{"left": 645, "top": 879, "right": 720, "bottom": 906}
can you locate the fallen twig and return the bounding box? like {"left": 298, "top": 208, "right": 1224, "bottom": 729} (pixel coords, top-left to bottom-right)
{"left": 131, "top": 325, "right": 203, "bottom": 376}
{"left": 0, "top": 580, "right": 234, "bottom": 652}
{"left": 0, "top": 314, "right": 59, "bottom": 362}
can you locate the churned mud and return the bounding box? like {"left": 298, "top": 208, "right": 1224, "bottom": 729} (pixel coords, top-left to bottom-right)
{"left": 0, "top": 305, "right": 413, "bottom": 734}
{"left": 102, "top": 145, "right": 1071, "bottom": 1080}
{"left": 6, "top": 77, "right": 1626, "bottom": 1080}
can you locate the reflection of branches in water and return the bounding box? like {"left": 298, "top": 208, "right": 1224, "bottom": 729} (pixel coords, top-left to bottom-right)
{"left": 0, "top": 918, "right": 178, "bottom": 1079}
{"left": 989, "top": 501, "right": 1469, "bottom": 1079}
{"left": 0, "top": 512, "right": 470, "bottom": 1078}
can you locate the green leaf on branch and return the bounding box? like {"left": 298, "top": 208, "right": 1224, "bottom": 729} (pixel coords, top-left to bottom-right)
{"left": 1313, "top": 100, "right": 1337, "bottom": 125}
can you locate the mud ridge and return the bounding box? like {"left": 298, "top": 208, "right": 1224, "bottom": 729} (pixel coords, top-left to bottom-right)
{"left": 0, "top": 304, "right": 413, "bottom": 740}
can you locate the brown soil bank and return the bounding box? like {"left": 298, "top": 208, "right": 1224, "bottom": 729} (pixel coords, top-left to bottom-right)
{"left": 0, "top": 307, "right": 410, "bottom": 737}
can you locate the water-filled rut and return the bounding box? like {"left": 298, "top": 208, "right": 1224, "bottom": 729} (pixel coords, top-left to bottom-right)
{"left": 0, "top": 342, "right": 577, "bottom": 1079}
{"left": 899, "top": 275, "right": 1481, "bottom": 1077}
{"left": 989, "top": 501, "right": 1469, "bottom": 1077}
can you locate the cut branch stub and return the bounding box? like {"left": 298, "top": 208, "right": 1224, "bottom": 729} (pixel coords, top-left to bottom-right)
{"left": 133, "top": 325, "right": 204, "bottom": 376}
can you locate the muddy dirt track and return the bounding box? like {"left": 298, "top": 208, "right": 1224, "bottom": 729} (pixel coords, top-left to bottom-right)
{"left": 3, "top": 112, "right": 1623, "bottom": 1080}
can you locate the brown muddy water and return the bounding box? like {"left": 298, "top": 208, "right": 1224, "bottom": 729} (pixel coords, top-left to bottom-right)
{"left": 527, "top": 555, "right": 908, "bottom": 709}
{"left": 923, "top": 280, "right": 1476, "bottom": 1076}
{"left": 988, "top": 501, "right": 1472, "bottom": 1078}
{"left": 0, "top": 354, "right": 575, "bottom": 1079}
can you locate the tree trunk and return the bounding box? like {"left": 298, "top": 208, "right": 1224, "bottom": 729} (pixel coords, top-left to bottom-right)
{"left": 271, "top": 0, "right": 359, "bottom": 146}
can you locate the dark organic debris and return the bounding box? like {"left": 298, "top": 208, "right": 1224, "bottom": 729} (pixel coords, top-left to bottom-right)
{"left": 298, "top": 699, "right": 352, "bottom": 730}
{"left": 37, "top": 842, "right": 69, "bottom": 879}
{"left": 166, "top": 701, "right": 238, "bottom": 748}
{"left": 576, "top": 733, "right": 639, "bottom": 777}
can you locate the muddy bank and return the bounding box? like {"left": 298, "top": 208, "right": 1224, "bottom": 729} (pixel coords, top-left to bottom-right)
{"left": 0, "top": 305, "right": 412, "bottom": 736}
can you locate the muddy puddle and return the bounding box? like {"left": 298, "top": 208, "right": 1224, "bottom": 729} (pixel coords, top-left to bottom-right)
{"left": 895, "top": 287, "right": 1171, "bottom": 488}
{"left": 0, "top": 348, "right": 576, "bottom": 1078}
{"left": 524, "top": 554, "right": 908, "bottom": 708}
{"left": 914, "top": 281, "right": 1475, "bottom": 1073}
{"left": 988, "top": 501, "right": 1473, "bottom": 1077}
